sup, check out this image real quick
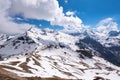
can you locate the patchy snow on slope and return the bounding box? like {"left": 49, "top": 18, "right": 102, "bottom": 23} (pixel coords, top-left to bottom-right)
{"left": 0, "top": 47, "right": 119, "bottom": 80}
{"left": 87, "top": 29, "right": 120, "bottom": 47}
{"left": 0, "top": 27, "right": 120, "bottom": 80}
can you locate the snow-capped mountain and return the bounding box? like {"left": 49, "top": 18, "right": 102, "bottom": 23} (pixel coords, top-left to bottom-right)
{"left": 89, "top": 30, "right": 120, "bottom": 47}
{"left": 0, "top": 27, "right": 120, "bottom": 80}
{"left": 75, "top": 28, "right": 120, "bottom": 66}
{"left": 0, "top": 34, "right": 10, "bottom": 45}
{"left": 0, "top": 28, "right": 79, "bottom": 58}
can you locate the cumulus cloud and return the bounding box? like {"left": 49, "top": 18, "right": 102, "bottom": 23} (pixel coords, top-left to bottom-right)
{"left": 96, "top": 18, "right": 119, "bottom": 34}
{"left": 66, "top": 11, "right": 75, "bottom": 16}
{"left": 0, "top": 0, "right": 84, "bottom": 34}
{"left": 51, "top": 15, "right": 83, "bottom": 30}
{"left": 10, "top": 0, "right": 83, "bottom": 30}
{"left": 0, "top": 12, "right": 32, "bottom": 34}
{"left": 9, "top": 0, "right": 62, "bottom": 21}
{"left": 64, "top": 0, "right": 68, "bottom": 3}
{"left": 0, "top": 0, "right": 34, "bottom": 35}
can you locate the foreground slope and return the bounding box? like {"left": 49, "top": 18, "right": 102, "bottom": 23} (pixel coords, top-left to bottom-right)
{"left": 0, "top": 27, "right": 120, "bottom": 80}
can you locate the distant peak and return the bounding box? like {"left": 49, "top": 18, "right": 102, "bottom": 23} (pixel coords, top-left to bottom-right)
{"left": 27, "top": 27, "right": 33, "bottom": 31}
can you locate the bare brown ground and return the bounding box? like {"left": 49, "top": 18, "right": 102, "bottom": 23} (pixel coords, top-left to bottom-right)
{"left": 0, "top": 65, "right": 68, "bottom": 80}
{"left": 0, "top": 66, "right": 27, "bottom": 80}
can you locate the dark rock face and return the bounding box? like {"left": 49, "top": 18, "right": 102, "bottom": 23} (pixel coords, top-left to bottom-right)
{"left": 17, "top": 36, "right": 35, "bottom": 44}
{"left": 0, "top": 55, "right": 3, "bottom": 61}
{"left": 108, "top": 31, "right": 120, "bottom": 36}
{"left": 93, "top": 76, "right": 107, "bottom": 80}
{"left": 76, "top": 36, "right": 120, "bottom": 66}
{"left": 108, "top": 46, "right": 120, "bottom": 55}
{"left": 76, "top": 50, "right": 93, "bottom": 58}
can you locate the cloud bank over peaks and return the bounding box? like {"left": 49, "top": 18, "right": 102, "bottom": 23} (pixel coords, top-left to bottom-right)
{"left": 0, "top": 0, "right": 119, "bottom": 35}
{"left": 0, "top": 0, "right": 34, "bottom": 35}
{"left": 96, "top": 18, "right": 119, "bottom": 34}
{"left": 9, "top": 0, "right": 62, "bottom": 21}
{"left": 0, "top": 0, "right": 84, "bottom": 34}
{"left": 10, "top": 0, "right": 83, "bottom": 32}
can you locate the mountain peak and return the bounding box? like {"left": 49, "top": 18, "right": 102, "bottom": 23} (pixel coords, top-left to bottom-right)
{"left": 0, "top": 27, "right": 120, "bottom": 80}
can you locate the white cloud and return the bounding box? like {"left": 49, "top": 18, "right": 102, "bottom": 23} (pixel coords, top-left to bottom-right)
{"left": 0, "top": 0, "right": 34, "bottom": 35}
{"left": 51, "top": 16, "right": 83, "bottom": 30}
{"left": 96, "top": 18, "right": 119, "bottom": 34}
{"left": 66, "top": 11, "right": 75, "bottom": 16}
{"left": 9, "top": 0, "right": 83, "bottom": 30}
{"left": 0, "top": 11, "right": 32, "bottom": 34}
{"left": 64, "top": 0, "right": 68, "bottom": 3}
{"left": 0, "top": 0, "right": 84, "bottom": 34}
{"left": 9, "top": 0, "right": 62, "bottom": 21}
{"left": 97, "top": 18, "right": 113, "bottom": 26}
{"left": 39, "top": 24, "right": 42, "bottom": 27}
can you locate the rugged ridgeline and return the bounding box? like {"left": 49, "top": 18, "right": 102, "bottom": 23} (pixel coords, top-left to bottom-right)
{"left": 78, "top": 29, "right": 120, "bottom": 66}
{"left": 0, "top": 27, "right": 120, "bottom": 80}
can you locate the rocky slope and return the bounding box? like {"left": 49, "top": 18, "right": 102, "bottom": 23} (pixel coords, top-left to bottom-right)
{"left": 0, "top": 27, "right": 120, "bottom": 80}
{"left": 76, "top": 29, "right": 120, "bottom": 66}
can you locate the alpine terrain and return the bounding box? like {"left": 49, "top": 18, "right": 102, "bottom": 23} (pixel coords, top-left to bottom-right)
{"left": 0, "top": 27, "right": 120, "bottom": 80}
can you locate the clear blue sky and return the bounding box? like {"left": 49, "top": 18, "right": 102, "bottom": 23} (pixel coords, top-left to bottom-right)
{"left": 14, "top": 0, "right": 120, "bottom": 29}
{"left": 58, "top": 0, "right": 120, "bottom": 26}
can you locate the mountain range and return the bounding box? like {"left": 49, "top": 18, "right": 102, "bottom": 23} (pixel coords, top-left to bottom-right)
{"left": 0, "top": 27, "right": 120, "bottom": 80}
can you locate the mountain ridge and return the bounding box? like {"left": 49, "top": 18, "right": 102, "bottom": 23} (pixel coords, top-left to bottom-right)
{"left": 0, "top": 27, "right": 120, "bottom": 80}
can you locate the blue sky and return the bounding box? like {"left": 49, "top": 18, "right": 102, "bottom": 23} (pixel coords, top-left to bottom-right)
{"left": 58, "top": 0, "right": 120, "bottom": 26}
{"left": 14, "top": 0, "right": 120, "bottom": 29}
{"left": 0, "top": 0, "right": 120, "bottom": 34}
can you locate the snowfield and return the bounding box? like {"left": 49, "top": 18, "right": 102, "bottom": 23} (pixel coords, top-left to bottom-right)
{"left": 0, "top": 27, "right": 120, "bottom": 80}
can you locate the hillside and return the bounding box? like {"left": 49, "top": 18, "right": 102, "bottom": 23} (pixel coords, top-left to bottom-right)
{"left": 0, "top": 27, "right": 119, "bottom": 80}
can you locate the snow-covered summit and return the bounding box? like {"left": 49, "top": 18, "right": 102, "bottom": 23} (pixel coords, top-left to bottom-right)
{"left": 78, "top": 27, "right": 120, "bottom": 48}
{"left": 0, "top": 27, "right": 120, "bottom": 80}
{"left": 0, "top": 27, "right": 79, "bottom": 57}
